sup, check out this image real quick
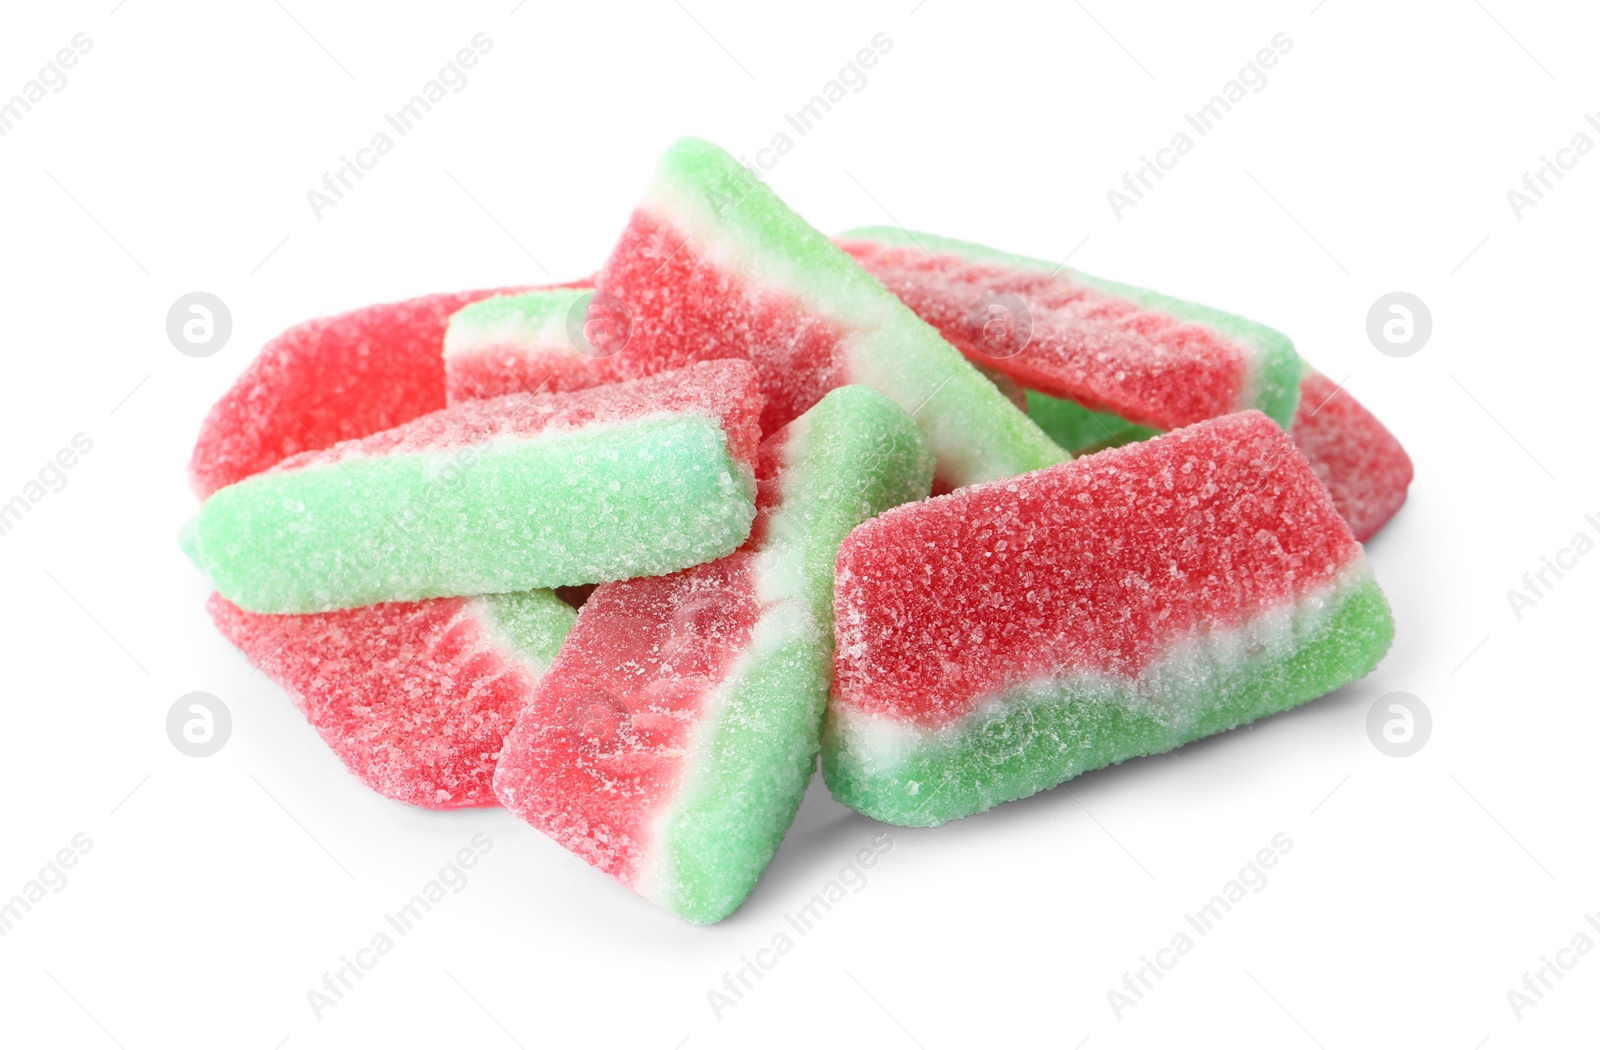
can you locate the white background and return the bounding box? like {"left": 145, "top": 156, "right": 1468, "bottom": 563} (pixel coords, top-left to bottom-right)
{"left": 1, "top": 1, "right": 1595, "bottom": 1046}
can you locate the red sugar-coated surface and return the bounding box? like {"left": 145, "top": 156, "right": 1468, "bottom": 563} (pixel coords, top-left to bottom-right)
{"left": 597, "top": 212, "right": 851, "bottom": 434}
{"left": 490, "top": 420, "right": 802, "bottom": 874}
{"left": 446, "top": 345, "right": 612, "bottom": 403}
{"left": 208, "top": 593, "right": 540, "bottom": 809}
{"left": 493, "top": 554, "right": 761, "bottom": 880}
{"left": 188, "top": 286, "right": 534, "bottom": 497}
{"left": 446, "top": 334, "right": 614, "bottom": 404}
{"left": 263, "top": 359, "right": 763, "bottom": 478}
{"left": 834, "top": 411, "right": 1362, "bottom": 727}
{"left": 746, "top": 416, "right": 798, "bottom": 548}
{"left": 839, "top": 239, "right": 1249, "bottom": 430}
{"left": 1292, "top": 371, "right": 1413, "bottom": 543}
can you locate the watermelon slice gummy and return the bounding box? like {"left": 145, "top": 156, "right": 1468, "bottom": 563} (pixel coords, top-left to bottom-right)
{"left": 493, "top": 385, "right": 934, "bottom": 922}
{"left": 1024, "top": 370, "right": 1412, "bottom": 542}
{"left": 1291, "top": 369, "right": 1414, "bottom": 543}
{"left": 186, "top": 360, "right": 762, "bottom": 613}
{"left": 583, "top": 137, "right": 1065, "bottom": 489}
{"left": 837, "top": 227, "right": 1303, "bottom": 432}
{"left": 209, "top": 589, "right": 575, "bottom": 808}
{"left": 189, "top": 285, "right": 533, "bottom": 497}
{"left": 443, "top": 288, "right": 616, "bottom": 404}
{"left": 823, "top": 411, "right": 1394, "bottom": 826}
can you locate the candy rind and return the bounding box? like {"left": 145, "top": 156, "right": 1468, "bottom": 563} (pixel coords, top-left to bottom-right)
{"left": 494, "top": 386, "right": 933, "bottom": 922}
{"left": 1024, "top": 389, "right": 1161, "bottom": 453}
{"left": 189, "top": 286, "right": 533, "bottom": 497}
{"left": 648, "top": 388, "right": 933, "bottom": 920}
{"left": 823, "top": 411, "right": 1393, "bottom": 826}
{"left": 754, "top": 384, "right": 936, "bottom": 615}
{"left": 838, "top": 226, "right": 1303, "bottom": 432}
{"left": 191, "top": 361, "right": 762, "bottom": 613}
{"left": 642, "top": 594, "right": 832, "bottom": 922}
{"left": 595, "top": 137, "right": 1067, "bottom": 489}
{"left": 1292, "top": 369, "right": 1414, "bottom": 543}
{"left": 209, "top": 589, "right": 575, "bottom": 809}
{"left": 444, "top": 288, "right": 609, "bottom": 403}
{"left": 1023, "top": 369, "right": 1413, "bottom": 542}
{"left": 824, "top": 567, "right": 1391, "bottom": 825}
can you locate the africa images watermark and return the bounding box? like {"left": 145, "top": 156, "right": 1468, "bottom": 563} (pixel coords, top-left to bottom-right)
{"left": 0, "top": 432, "right": 95, "bottom": 540}
{"left": 1105, "top": 831, "right": 1294, "bottom": 1019}
{"left": 0, "top": 833, "right": 94, "bottom": 938}
{"left": 305, "top": 832, "right": 494, "bottom": 1019}
{"left": 306, "top": 33, "right": 494, "bottom": 219}
{"left": 0, "top": 32, "right": 93, "bottom": 138}
{"left": 736, "top": 31, "right": 893, "bottom": 180}
{"left": 1504, "top": 511, "right": 1600, "bottom": 620}
{"left": 705, "top": 830, "right": 895, "bottom": 1020}
{"left": 1505, "top": 911, "right": 1600, "bottom": 1021}
{"left": 1107, "top": 32, "right": 1293, "bottom": 219}
{"left": 711, "top": 30, "right": 894, "bottom": 219}
{"left": 1505, "top": 111, "right": 1600, "bottom": 220}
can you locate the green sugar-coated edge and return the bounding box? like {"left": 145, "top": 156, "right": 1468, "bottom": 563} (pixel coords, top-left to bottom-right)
{"left": 1071, "top": 273, "right": 1301, "bottom": 430}
{"left": 473, "top": 589, "right": 579, "bottom": 674}
{"left": 757, "top": 385, "right": 935, "bottom": 618}
{"left": 822, "top": 568, "right": 1394, "bottom": 827}
{"left": 643, "top": 139, "right": 1067, "bottom": 488}
{"left": 647, "top": 386, "right": 935, "bottom": 923}
{"left": 1023, "top": 390, "right": 1162, "bottom": 455}
{"left": 650, "top": 602, "right": 832, "bottom": 923}
{"left": 178, "top": 516, "right": 203, "bottom": 569}
{"left": 837, "top": 225, "right": 1303, "bottom": 431}
{"left": 445, "top": 288, "right": 591, "bottom": 348}
{"left": 196, "top": 415, "right": 755, "bottom": 613}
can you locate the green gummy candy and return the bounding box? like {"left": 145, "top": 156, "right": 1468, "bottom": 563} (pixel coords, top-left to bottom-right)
{"left": 192, "top": 414, "right": 755, "bottom": 613}
{"left": 1024, "top": 391, "right": 1162, "bottom": 454}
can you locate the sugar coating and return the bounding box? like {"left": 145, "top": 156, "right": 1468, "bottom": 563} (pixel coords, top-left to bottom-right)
{"left": 833, "top": 412, "right": 1363, "bottom": 723}
{"left": 825, "top": 568, "right": 1390, "bottom": 825}
{"left": 493, "top": 386, "right": 933, "bottom": 922}
{"left": 209, "top": 589, "right": 575, "bottom": 808}
{"left": 837, "top": 227, "right": 1303, "bottom": 431}
{"left": 493, "top": 555, "right": 784, "bottom": 917}
{"left": 444, "top": 289, "right": 613, "bottom": 404}
{"left": 189, "top": 285, "right": 532, "bottom": 497}
{"left": 751, "top": 385, "right": 936, "bottom": 614}
{"left": 259, "top": 357, "right": 761, "bottom": 471}
{"left": 1024, "top": 370, "right": 1413, "bottom": 542}
{"left": 191, "top": 360, "right": 763, "bottom": 613}
{"left": 645, "top": 389, "right": 930, "bottom": 921}
{"left": 1292, "top": 369, "right": 1413, "bottom": 543}
{"left": 641, "top": 598, "right": 827, "bottom": 922}
{"left": 823, "top": 411, "right": 1394, "bottom": 825}
{"left": 595, "top": 137, "right": 1065, "bottom": 488}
